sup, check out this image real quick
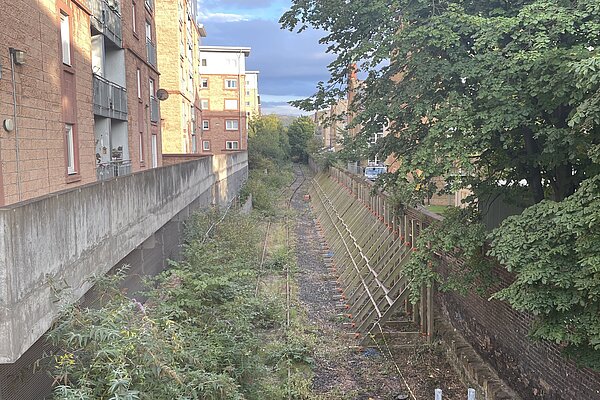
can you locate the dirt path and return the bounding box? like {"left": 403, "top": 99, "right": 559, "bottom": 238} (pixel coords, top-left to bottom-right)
{"left": 290, "top": 168, "right": 465, "bottom": 400}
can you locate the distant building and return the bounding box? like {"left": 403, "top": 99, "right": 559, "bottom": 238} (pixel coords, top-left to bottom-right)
{"left": 198, "top": 46, "right": 251, "bottom": 154}
{"left": 156, "top": 0, "right": 207, "bottom": 155}
{"left": 313, "top": 99, "right": 348, "bottom": 152}
{"left": 245, "top": 71, "right": 261, "bottom": 120}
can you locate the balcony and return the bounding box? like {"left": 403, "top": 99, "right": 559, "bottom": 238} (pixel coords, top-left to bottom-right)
{"left": 90, "top": 0, "right": 122, "bottom": 48}
{"left": 150, "top": 96, "right": 159, "bottom": 123}
{"left": 146, "top": 40, "right": 157, "bottom": 68}
{"left": 93, "top": 74, "right": 128, "bottom": 120}
{"left": 96, "top": 160, "right": 132, "bottom": 181}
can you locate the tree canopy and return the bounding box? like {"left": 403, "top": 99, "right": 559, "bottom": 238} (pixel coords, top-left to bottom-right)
{"left": 282, "top": 0, "right": 600, "bottom": 368}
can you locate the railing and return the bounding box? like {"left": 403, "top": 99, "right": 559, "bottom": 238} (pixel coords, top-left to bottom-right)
{"left": 90, "top": 0, "right": 122, "bottom": 47}
{"left": 144, "top": 0, "right": 154, "bottom": 12}
{"left": 93, "top": 74, "right": 128, "bottom": 120}
{"left": 150, "top": 96, "right": 159, "bottom": 122}
{"left": 96, "top": 160, "right": 132, "bottom": 181}
{"left": 146, "top": 40, "right": 157, "bottom": 67}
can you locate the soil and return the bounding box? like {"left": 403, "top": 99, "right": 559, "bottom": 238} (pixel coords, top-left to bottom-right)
{"left": 290, "top": 166, "right": 466, "bottom": 400}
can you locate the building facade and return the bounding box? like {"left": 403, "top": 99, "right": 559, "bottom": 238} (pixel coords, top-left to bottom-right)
{"left": 244, "top": 70, "right": 261, "bottom": 120}
{"left": 156, "top": 0, "right": 206, "bottom": 155}
{"left": 198, "top": 46, "right": 250, "bottom": 155}
{"left": 0, "top": 0, "right": 161, "bottom": 208}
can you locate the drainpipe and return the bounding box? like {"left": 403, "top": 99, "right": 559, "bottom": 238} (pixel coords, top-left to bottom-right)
{"left": 9, "top": 48, "right": 22, "bottom": 201}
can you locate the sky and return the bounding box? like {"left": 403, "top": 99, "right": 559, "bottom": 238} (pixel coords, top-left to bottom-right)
{"left": 197, "top": 0, "right": 334, "bottom": 116}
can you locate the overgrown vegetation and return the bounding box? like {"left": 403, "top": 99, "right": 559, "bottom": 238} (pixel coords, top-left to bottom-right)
{"left": 46, "top": 112, "right": 322, "bottom": 398}
{"left": 282, "top": 0, "right": 600, "bottom": 367}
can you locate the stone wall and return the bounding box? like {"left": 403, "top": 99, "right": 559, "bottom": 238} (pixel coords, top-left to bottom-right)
{"left": 0, "top": 152, "right": 248, "bottom": 365}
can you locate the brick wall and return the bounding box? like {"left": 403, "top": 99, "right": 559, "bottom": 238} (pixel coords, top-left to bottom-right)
{"left": 121, "top": 0, "right": 162, "bottom": 169}
{"left": 0, "top": 0, "right": 96, "bottom": 206}
{"left": 199, "top": 74, "right": 247, "bottom": 155}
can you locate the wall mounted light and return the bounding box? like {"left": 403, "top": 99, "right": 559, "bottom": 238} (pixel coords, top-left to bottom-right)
{"left": 9, "top": 48, "right": 26, "bottom": 65}
{"left": 3, "top": 119, "right": 14, "bottom": 132}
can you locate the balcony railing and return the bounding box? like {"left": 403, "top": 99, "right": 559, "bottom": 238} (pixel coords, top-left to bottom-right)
{"left": 146, "top": 40, "right": 157, "bottom": 68}
{"left": 93, "top": 74, "right": 128, "bottom": 120}
{"left": 96, "top": 160, "right": 132, "bottom": 181}
{"left": 150, "top": 97, "right": 159, "bottom": 123}
{"left": 90, "top": 0, "right": 122, "bottom": 47}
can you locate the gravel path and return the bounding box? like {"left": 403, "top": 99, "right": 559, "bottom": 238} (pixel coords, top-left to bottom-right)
{"left": 289, "top": 167, "right": 465, "bottom": 400}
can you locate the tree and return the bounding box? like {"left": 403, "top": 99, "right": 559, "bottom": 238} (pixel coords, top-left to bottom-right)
{"left": 248, "top": 115, "right": 290, "bottom": 170}
{"left": 282, "top": 0, "right": 600, "bottom": 368}
{"left": 287, "top": 116, "right": 316, "bottom": 162}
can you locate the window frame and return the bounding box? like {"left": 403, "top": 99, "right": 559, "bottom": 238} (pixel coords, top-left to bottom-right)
{"left": 60, "top": 11, "right": 72, "bottom": 66}
{"left": 226, "top": 141, "right": 239, "bottom": 150}
{"left": 225, "top": 119, "right": 239, "bottom": 131}
{"left": 201, "top": 78, "right": 209, "bottom": 88}
{"left": 202, "top": 140, "right": 210, "bottom": 151}
{"left": 202, "top": 120, "right": 209, "bottom": 130}
{"left": 200, "top": 99, "right": 209, "bottom": 110}
{"left": 65, "top": 124, "right": 76, "bottom": 175}
{"left": 224, "top": 79, "right": 237, "bottom": 89}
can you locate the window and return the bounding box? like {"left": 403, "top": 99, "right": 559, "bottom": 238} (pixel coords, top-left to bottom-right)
{"left": 132, "top": 1, "right": 137, "bottom": 34}
{"left": 201, "top": 78, "right": 208, "bottom": 88}
{"left": 225, "top": 79, "right": 237, "bottom": 89}
{"left": 60, "top": 12, "right": 71, "bottom": 65}
{"left": 246, "top": 90, "right": 250, "bottom": 96}
{"left": 191, "top": 134, "right": 197, "bottom": 153}
{"left": 226, "top": 141, "right": 239, "bottom": 150}
{"left": 245, "top": 101, "right": 250, "bottom": 106}
{"left": 203, "top": 140, "right": 210, "bottom": 151}
{"left": 149, "top": 78, "right": 155, "bottom": 99}
{"left": 139, "top": 132, "right": 144, "bottom": 163}
{"left": 201, "top": 58, "right": 207, "bottom": 66}
{"left": 65, "top": 124, "right": 76, "bottom": 174}
{"left": 200, "top": 99, "right": 209, "bottom": 110}
{"left": 225, "top": 120, "right": 239, "bottom": 130}
{"left": 136, "top": 69, "right": 141, "bottom": 98}
{"left": 145, "top": 20, "right": 152, "bottom": 43}
{"left": 202, "top": 120, "right": 209, "bottom": 130}
{"left": 224, "top": 99, "right": 238, "bottom": 110}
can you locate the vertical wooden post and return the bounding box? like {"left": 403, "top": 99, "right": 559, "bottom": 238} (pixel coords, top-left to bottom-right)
{"left": 427, "top": 281, "right": 434, "bottom": 344}
{"left": 467, "top": 388, "right": 476, "bottom": 400}
{"left": 420, "top": 284, "right": 426, "bottom": 334}
{"left": 435, "top": 389, "right": 442, "bottom": 400}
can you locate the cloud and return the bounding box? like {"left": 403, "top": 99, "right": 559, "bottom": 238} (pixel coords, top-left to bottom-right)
{"left": 261, "top": 102, "right": 309, "bottom": 116}
{"left": 201, "top": 19, "right": 334, "bottom": 101}
{"left": 201, "top": 0, "right": 275, "bottom": 9}
{"left": 199, "top": 11, "right": 250, "bottom": 22}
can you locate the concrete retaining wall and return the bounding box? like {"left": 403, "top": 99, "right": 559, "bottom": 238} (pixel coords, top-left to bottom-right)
{"left": 0, "top": 152, "right": 248, "bottom": 364}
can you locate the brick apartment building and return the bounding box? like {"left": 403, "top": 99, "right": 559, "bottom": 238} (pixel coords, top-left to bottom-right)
{"left": 156, "top": 0, "right": 206, "bottom": 155}
{"left": 198, "top": 46, "right": 250, "bottom": 154}
{"left": 0, "top": 0, "right": 161, "bottom": 207}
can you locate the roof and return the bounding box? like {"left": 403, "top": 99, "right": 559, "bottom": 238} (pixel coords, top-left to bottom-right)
{"left": 199, "top": 46, "right": 251, "bottom": 56}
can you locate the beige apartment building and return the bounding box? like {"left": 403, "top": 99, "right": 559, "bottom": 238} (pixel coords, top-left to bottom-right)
{"left": 199, "top": 46, "right": 250, "bottom": 154}
{"left": 156, "top": 0, "right": 206, "bottom": 155}
{"left": 245, "top": 70, "right": 261, "bottom": 120}
{"left": 0, "top": 0, "right": 162, "bottom": 207}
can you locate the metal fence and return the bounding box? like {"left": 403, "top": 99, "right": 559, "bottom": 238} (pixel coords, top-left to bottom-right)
{"left": 89, "top": 0, "right": 123, "bottom": 47}
{"left": 96, "top": 160, "right": 132, "bottom": 181}
{"left": 150, "top": 97, "right": 159, "bottom": 122}
{"left": 146, "top": 40, "right": 157, "bottom": 68}
{"left": 93, "top": 74, "right": 128, "bottom": 120}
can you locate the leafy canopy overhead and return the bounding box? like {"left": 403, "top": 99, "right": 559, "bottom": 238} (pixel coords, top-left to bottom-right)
{"left": 282, "top": 0, "right": 600, "bottom": 368}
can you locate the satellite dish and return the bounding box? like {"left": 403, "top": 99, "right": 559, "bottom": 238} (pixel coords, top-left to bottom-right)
{"left": 156, "top": 88, "right": 169, "bottom": 101}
